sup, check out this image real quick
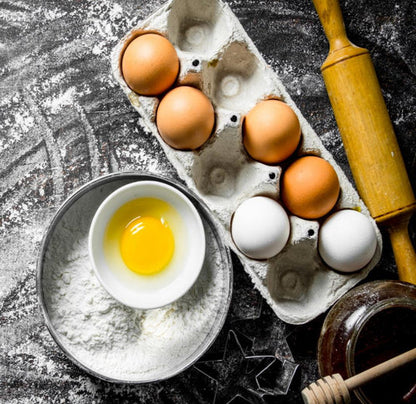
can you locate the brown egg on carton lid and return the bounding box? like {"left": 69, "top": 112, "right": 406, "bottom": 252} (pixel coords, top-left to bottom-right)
{"left": 111, "top": 0, "right": 382, "bottom": 325}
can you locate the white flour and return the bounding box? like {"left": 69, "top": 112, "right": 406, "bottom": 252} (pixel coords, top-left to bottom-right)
{"left": 42, "top": 182, "right": 230, "bottom": 381}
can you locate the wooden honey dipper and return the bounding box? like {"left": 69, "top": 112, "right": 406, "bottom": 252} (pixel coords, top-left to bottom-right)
{"left": 312, "top": 0, "right": 416, "bottom": 284}
{"left": 301, "top": 347, "right": 416, "bottom": 403}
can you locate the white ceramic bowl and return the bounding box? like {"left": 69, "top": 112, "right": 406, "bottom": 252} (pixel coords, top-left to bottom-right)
{"left": 89, "top": 180, "right": 205, "bottom": 309}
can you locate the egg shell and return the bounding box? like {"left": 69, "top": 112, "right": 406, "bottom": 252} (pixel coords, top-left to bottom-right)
{"left": 121, "top": 33, "right": 179, "bottom": 96}
{"left": 243, "top": 100, "right": 301, "bottom": 164}
{"left": 281, "top": 156, "right": 340, "bottom": 219}
{"left": 231, "top": 196, "right": 290, "bottom": 259}
{"left": 156, "top": 86, "right": 215, "bottom": 150}
{"left": 318, "top": 209, "right": 378, "bottom": 272}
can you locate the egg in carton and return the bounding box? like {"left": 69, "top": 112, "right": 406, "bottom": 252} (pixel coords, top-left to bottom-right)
{"left": 111, "top": 0, "right": 382, "bottom": 325}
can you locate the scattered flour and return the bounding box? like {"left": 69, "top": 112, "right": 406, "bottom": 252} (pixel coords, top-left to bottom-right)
{"left": 42, "top": 181, "right": 231, "bottom": 381}
{"left": 42, "top": 87, "right": 77, "bottom": 114}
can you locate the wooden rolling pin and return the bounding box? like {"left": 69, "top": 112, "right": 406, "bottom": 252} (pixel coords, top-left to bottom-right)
{"left": 312, "top": 0, "right": 416, "bottom": 284}
{"left": 301, "top": 347, "right": 416, "bottom": 403}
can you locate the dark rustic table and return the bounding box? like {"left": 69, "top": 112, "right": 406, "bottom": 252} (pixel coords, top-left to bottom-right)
{"left": 1, "top": 0, "right": 415, "bottom": 402}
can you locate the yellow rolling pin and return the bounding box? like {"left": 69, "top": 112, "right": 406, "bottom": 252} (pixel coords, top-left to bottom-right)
{"left": 312, "top": 0, "right": 416, "bottom": 284}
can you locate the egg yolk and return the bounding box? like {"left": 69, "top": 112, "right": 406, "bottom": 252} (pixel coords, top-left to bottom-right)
{"left": 120, "top": 216, "right": 174, "bottom": 275}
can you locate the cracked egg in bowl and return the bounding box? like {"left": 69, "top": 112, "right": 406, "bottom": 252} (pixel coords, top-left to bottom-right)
{"left": 88, "top": 181, "right": 205, "bottom": 309}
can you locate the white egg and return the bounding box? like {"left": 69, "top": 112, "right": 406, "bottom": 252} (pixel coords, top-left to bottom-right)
{"left": 231, "top": 196, "right": 290, "bottom": 259}
{"left": 318, "top": 209, "right": 377, "bottom": 272}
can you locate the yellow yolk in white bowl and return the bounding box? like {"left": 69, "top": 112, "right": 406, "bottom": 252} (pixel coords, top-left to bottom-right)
{"left": 89, "top": 180, "right": 206, "bottom": 309}
{"left": 104, "top": 198, "right": 181, "bottom": 277}
{"left": 121, "top": 216, "right": 174, "bottom": 275}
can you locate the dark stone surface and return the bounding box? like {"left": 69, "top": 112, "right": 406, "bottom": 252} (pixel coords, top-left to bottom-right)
{"left": 1, "top": 0, "right": 415, "bottom": 402}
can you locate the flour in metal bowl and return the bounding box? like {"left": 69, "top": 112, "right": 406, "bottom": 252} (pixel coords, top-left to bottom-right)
{"left": 41, "top": 176, "right": 231, "bottom": 382}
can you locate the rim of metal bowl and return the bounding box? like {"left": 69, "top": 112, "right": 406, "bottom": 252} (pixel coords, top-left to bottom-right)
{"left": 36, "top": 171, "right": 233, "bottom": 384}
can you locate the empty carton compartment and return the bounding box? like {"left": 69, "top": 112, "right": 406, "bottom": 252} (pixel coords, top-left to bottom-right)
{"left": 203, "top": 42, "right": 270, "bottom": 113}
{"left": 167, "top": 0, "right": 232, "bottom": 56}
{"left": 191, "top": 126, "right": 246, "bottom": 199}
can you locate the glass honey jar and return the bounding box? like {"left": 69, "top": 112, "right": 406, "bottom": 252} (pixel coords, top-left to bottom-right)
{"left": 318, "top": 280, "right": 416, "bottom": 404}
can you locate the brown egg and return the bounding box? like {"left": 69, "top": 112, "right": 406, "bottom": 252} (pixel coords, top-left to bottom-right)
{"left": 121, "top": 33, "right": 179, "bottom": 96}
{"left": 243, "top": 100, "right": 301, "bottom": 164}
{"left": 156, "top": 86, "right": 215, "bottom": 150}
{"left": 281, "top": 156, "right": 340, "bottom": 219}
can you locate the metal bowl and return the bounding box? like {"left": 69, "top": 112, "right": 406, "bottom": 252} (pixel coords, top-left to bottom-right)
{"left": 36, "top": 172, "right": 232, "bottom": 383}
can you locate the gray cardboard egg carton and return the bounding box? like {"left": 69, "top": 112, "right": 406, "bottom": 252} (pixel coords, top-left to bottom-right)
{"left": 111, "top": 0, "right": 382, "bottom": 324}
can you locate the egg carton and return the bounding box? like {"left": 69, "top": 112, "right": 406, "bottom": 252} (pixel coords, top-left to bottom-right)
{"left": 111, "top": 0, "right": 382, "bottom": 325}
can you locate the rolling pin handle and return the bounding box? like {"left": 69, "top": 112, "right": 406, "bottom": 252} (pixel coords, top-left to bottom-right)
{"left": 388, "top": 216, "right": 416, "bottom": 285}
{"left": 312, "top": 0, "right": 351, "bottom": 52}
